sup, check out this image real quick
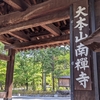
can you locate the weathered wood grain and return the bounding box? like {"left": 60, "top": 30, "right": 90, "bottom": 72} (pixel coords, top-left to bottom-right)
{"left": 75, "top": 91, "right": 95, "bottom": 100}
{"left": 0, "top": 0, "right": 80, "bottom": 27}
{"left": 15, "top": 34, "right": 69, "bottom": 48}
{"left": 5, "top": 35, "right": 69, "bottom": 49}
{"left": 42, "top": 24, "right": 62, "bottom": 36}
{"left": 5, "top": 49, "right": 15, "bottom": 99}
{"left": 0, "top": 10, "right": 69, "bottom": 35}
{"left": 3, "top": 0, "right": 28, "bottom": 10}
{"left": 8, "top": 31, "right": 30, "bottom": 41}
{"left": 0, "top": 36, "right": 14, "bottom": 45}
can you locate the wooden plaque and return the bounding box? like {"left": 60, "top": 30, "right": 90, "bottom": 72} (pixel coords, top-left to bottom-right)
{"left": 73, "top": 0, "right": 92, "bottom": 90}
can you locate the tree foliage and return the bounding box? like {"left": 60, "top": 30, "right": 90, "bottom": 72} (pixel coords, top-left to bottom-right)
{"left": 0, "top": 42, "right": 7, "bottom": 90}
{"left": 0, "top": 43, "right": 70, "bottom": 91}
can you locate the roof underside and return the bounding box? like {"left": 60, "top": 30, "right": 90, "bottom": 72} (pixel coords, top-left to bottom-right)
{"left": 0, "top": 0, "right": 71, "bottom": 52}
{"left": 82, "top": 27, "right": 100, "bottom": 52}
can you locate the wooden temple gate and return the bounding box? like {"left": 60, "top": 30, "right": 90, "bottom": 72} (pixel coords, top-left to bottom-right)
{"left": 0, "top": 0, "right": 99, "bottom": 100}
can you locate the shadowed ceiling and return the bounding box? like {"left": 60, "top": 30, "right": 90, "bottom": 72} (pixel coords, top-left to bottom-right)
{"left": 0, "top": 0, "right": 70, "bottom": 52}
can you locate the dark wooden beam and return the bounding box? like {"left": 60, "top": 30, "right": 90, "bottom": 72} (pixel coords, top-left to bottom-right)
{"left": 24, "top": 0, "right": 31, "bottom": 5}
{"left": 27, "top": 0, "right": 36, "bottom": 5}
{"left": 42, "top": 24, "right": 62, "bottom": 36}
{"left": 0, "top": 0, "right": 79, "bottom": 27}
{"left": 20, "top": 40, "right": 69, "bottom": 51}
{"left": 0, "top": 10, "right": 69, "bottom": 35}
{"left": 17, "top": 41, "right": 69, "bottom": 51}
{"left": 30, "top": 31, "right": 51, "bottom": 40}
{"left": 82, "top": 27, "right": 100, "bottom": 44}
{"left": 14, "top": 34, "right": 69, "bottom": 49}
{"left": 5, "top": 35, "right": 69, "bottom": 50}
{"left": 21, "top": 0, "right": 80, "bottom": 20}
{"left": 3, "top": 0, "right": 30, "bottom": 42}
{"left": 95, "top": 48, "right": 100, "bottom": 52}
{"left": 0, "top": 36, "right": 14, "bottom": 45}
{"left": 3, "top": 0, "right": 28, "bottom": 10}
{"left": 32, "top": 0, "right": 37, "bottom": 4}
{"left": 8, "top": 31, "right": 30, "bottom": 41}
{"left": 3, "top": 0, "right": 22, "bottom": 10}
{"left": 0, "top": 53, "right": 10, "bottom": 61}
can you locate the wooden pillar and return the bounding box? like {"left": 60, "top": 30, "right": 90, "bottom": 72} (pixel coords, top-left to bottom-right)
{"left": 95, "top": 0, "right": 100, "bottom": 99}
{"left": 89, "top": 0, "right": 99, "bottom": 100}
{"left": 4, "top": 49, "right": 15, "bottom": 100}
{"left": 70, "top": 5, "right": 74, "bottom": 100}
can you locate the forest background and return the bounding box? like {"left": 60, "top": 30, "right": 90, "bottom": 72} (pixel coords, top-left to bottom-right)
{"left": 0, "top": 42, "right": 70, "bottom": 95}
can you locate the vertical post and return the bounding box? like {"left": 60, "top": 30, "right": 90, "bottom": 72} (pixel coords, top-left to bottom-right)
{"left": 89, "top": 0, "right": 99, "bottom": 100}
{"left": 4, "top": 49, "right": 15, "bottom": 100}
{"left": 70, "top": 5, "right": 74, "bottom": 100}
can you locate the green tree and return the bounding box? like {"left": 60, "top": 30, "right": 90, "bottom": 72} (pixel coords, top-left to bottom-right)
{"left": 0, "top": 60, "right": 6, "bottom": 90}
{"left": 0, "top": 42, "right": 7, "bottom": 90}
{"left": 13, "top": 45, "right": 70, "bottom": 91}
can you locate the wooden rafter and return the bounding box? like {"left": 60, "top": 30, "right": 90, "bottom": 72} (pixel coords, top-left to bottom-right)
{"left": 31, "top": 31, "right": 51, "bottom": 40}
{"left": 8, "top": 31, "right": 30, "bottom": 41}
{"left": 0, "top": 10, "right": 69, "bottom": 35}
{"left": 5, "top": 34, "right": 69, "bottom": 49}
{"left": 21, "top": 0, "right": 80, "bottom": 20}
{"left": 3, "top": 0, "right": 28, "bottom": 10}
{"left": 32, "top": 0, "right": 37, "bottom": 4}
{"left": 14, "top": 34, "right": 69, "bottom": 48}
{"left": 3, "top": 0, "right": 22, "bottom": 10}
{"left": 0, "top": 0, "right": 72, "bottom": 51}
{"left": 0, "top": 3, "right": 29, "bottom": 42}
{"left": 17, "top": 41, "right": 69, "bottom": 51}
{"left": 42, "top": 24, "right": 62, "bottom": 36}
{"left": 3, "top": 0, "right": 31, "bottom": 41}
{"left": 16, "top": 41, "right": 69, "bottom": 51}
{"left": 81, "top": 27, "right": 100, "bottom": 52}
{"left": 0, "top": 35, "right": 14, "bottom": 45}
{"left": 0, "top": 0, "right": 79, "bottom": 27}
{"left": 24, "top": 0, "right": 31, "bottom": 5}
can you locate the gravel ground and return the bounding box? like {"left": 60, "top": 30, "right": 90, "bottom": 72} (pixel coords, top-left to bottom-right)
{"left": 0, "top": 96, "right": 71, "bottom": 100}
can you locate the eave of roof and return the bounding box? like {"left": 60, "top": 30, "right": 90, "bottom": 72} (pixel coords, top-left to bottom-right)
{"left": 81, "top": 27, "right": 100, "bottom": 52}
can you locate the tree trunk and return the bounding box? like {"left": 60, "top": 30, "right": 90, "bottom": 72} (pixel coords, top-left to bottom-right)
{"left": 25, "top": 83, "right": 28, "bottom": 90}
{"left": 25, "top": 78, "right": 28, "bottom": 90}
{"left": 32, "top": 79, "right": 36, "bottom": 91}
{"left": 0, "top": 84, "right": 3, "bottom": 90}
{"left": 42, "top": 71, "right": 46, "bottom": 91}
{"left": 51, "top": 56, "right": 55, "bottom": 91}
{"left": 0, "top": 83, "right": 3, "bottom": 90}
